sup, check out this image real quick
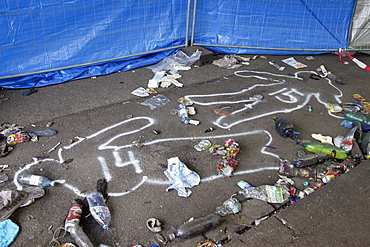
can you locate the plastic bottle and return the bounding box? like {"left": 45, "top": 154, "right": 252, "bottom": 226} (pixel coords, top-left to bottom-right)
{"left": 340, "top": 126, "right": 358, "bottom": 151}
{"left": 65, "top": 202, "right": 94, "bottom": 247}
{"left": 237, "top": 180, "right": 288, "bottom": 203}
{"left": 18, "top": 174, "right": 55, "bottom": 187}
{"left": 302, "top": 142, "right": 348, "bottom": 160}
{"left": 86, "top": 191, "right": 111, "bottom": 230}
{"left": 269, "top": 61, "right": 285, "bottom": 71}
{"left": 237, "top": 180, "right": 267, "bottom": 201}
{"left": 293, "top": 152, "right": 329, "bottom": 168}
{"left": 344, "top": 111, "right": 370, "bottom": 125}
{"left": 178, "top": 104, "right": 189, "bottom": 124}
{"left": 168, "top": 214, "right": 222, "bottom": 240}
{"left": 274, "top": 118, "right": 296, "bottom": 139}
{"left": 68, "top": 225, "right": 94, "bottom": 247}
{"left": 214, "top": 196, "right": 241, "bottom": 216}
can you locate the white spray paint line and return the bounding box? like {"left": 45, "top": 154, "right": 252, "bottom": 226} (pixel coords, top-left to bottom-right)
{"left": 98, "top": 117, "right": 155, "bottom": 151}
{"left": 98, "top": 156, "right": 113, "bottom": 182}
{"left": 108, "top": 175, "right": 148, "bottom": 197}
{"left": 233, "top": 70, "right": 303, "bottom": 81}
{"left": 113, "top": 150, "right": 143, "bottom": 173}
{"left": 184, "top": 82, "right": 285, "bottom": 106}
{"left": 63, "top": 183, "right": 86, "bottom": 197}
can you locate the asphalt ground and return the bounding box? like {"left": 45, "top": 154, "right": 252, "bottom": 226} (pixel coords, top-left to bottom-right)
{"left": 0, "top": 51, "right": 369, "bottom": 247}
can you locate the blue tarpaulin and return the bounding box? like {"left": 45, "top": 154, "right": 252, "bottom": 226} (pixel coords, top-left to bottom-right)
{"left": 194, "top": 0, "right": 356, "bottom": 55}
{"left": 0, "top": 0, "right": 357, "bottom": 89}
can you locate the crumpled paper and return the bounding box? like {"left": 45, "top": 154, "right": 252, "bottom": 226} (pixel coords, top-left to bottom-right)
{"left": 164, "top": 157, "right": 200, "bottom": 197}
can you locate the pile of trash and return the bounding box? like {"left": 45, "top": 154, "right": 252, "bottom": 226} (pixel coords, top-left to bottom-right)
{"left": 131, "top": 50, "right": 202, "bottom": 98}
{"left": 0, "top": 123, "right": 58, "bottom": 157}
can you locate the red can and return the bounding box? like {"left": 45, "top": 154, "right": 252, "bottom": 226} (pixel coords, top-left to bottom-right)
{"left": 65, "top": 203, "right": 83, "bottom": 228}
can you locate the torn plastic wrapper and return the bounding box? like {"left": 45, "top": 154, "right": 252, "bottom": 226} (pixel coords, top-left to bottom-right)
{"left": 148, "top": 50, "right": 202, "bottom": 73}
{"left": 140, "top": 94, "right": 171, "bottom": 110}
{"left": 164, "top": 157, "right": 200, "bottom": 197}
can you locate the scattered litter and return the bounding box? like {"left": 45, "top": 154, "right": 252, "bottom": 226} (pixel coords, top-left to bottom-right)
{"left": 168, "top": 214, "right": 221, "bottom": 240}
{"left": 212, "top": 55, "right": 242, "bottom": 69}
{"left": 282, "top": 57, "right": 307, "bottom": 69}
{"left": 214, "top": 195, "right": 241, "bottom": 216}
{"left": 326, "top": 103, "right": 343, "bottom": 113}
{"left": 162, "top": 77, "right": 183, "bottom": 87}
{"left": 203, "top": 127, "right": 214, "bottom": 133}
{"left": 18, "top": 174, "right": 65, "bottom": 187}
{"left": 274, "top": 117, "right": 297, "bottom": 140}
{"left": 304, "top": 56, "right": 316, "bottom": 61}
{"left": 269, "top": 61, "right": 285, "bottom": 71}
{"left": 189, "top": 119, "right": 200, "bottom": 125}
{"left": 46, "top": 142, "right": 61, "bottom": 153}
{"left": 187, "top": 106, "right": 196, "bottom": 115}
{"left": 131, "top": 87, "right": 150, "bottom": 97}
{"left": 178, "top": 97, "right": 193, "bottom": 106}
{"left": 148, "top": 50, "right": 202, "bottom": 73}
{"left": 146, "top": 218, "right": 162, "bottom": 233}
{"left": 196, "top": 240, "right": 217, "bottom": 247}
{"left": 140, "top": 94, "right": 171, "bottom": 110}
{"left": 210, "top": 139, "right": 240, "bottom": 177}
{"left": 194, "top": 140, "right": 212, "bottom": 151}
{"left": 327, "top": 71, "right": 345, "bottom": 85}
{"left": 164, "top": 157, "right": 200, "bottom": 197}
{"left": 311, "top": 133, "right": 333, "bottom": 145}
{"left": 178, "top": 104, "right": 189, "bottom": 124}
{"left": 238, "top": 180, "right": 289, "bottom": 204}
{"left": 214, "top": 108, "right": 231, "bottom": 116}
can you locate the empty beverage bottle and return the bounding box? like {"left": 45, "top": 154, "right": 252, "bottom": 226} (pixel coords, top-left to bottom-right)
{"left": 341, "top": 126, "right": 358, "bottom": 151}
{"left": 168, "top": 214, "right": 222, "bottom": 240}
{"left": 302, "top": 142, "right": 348, "bottom": 160}
{"left": 238, "top": 180, "right": 288, "bottom": 203}
{"left": 274, "top": 118, "right": 296, "bottom": 139}
{"left": 293, "top": 152, "right": 329, "bottom": 168}
{"left": 86, "top": 191, "right": 111, "bottom": 230}
{"left": 65, "top": 201, "right": 94, "bottom": 247}
{"left": 18, "top": 174, "right": 55, "bottom": 187}
{"left": 344, "top": 111, "right": 370, "bottom": 125}
{"left": 214, "top": 196, "right": 242, "bottom": 216}
{"left": 178, "top": 104, "right": 189, "bottom": 124}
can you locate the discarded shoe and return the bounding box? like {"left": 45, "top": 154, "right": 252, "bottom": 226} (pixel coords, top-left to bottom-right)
{"left": 147, "top": 218, "right": 162, "bottom": 233}
{"left": 0, "top": 190, "right": 29, "bottom": 222}
{"left": 20, "top": 186, "right": 45, "bottom": 207}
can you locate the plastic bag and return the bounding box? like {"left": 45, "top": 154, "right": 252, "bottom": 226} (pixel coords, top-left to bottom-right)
{"left": 140, "top": 94, "right": 171, "bottom": 110}
{"left": 148, "top": 50, "right": 202, "bottom": 73}
{"left": 0, "top": 219, "right": 19, "bottom": 247}
{"left": 164, "top": 157, "right": 200, "bottom": 197}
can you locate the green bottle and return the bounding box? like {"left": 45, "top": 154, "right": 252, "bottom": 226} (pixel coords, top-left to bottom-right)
{"left": 344, "top": 111, "right": 370, "bottom": 125}
{"left": 302, "top": 142, "right": 348, "bottom": 160}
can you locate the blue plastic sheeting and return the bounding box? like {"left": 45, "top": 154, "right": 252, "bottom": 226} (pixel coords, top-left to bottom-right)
{"left": 0, "top": 219, "right": 19, "bottom": 247}
{"left": 0, "top": 0, "right": 188, "bottom": 89}
{"left": 0, "top": 49, "right": 177, "bottom": 89}
{"left": 0, "top": 0, "right": 359, "bottom": 89}
{"left": 194, "top": 0, "right": 356, "bottom": 55}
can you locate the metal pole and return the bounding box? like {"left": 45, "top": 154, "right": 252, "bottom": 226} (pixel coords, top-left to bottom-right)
{"left": 185, "top": 0, "right": 192, "bottom": 47}
{"left": 190, "top": 0, "right": 197, "bottom": 46}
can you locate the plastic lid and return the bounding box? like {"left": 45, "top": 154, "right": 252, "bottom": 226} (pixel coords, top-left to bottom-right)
{"left": 237, "top": 180, "right": 253, "bottom": 189}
